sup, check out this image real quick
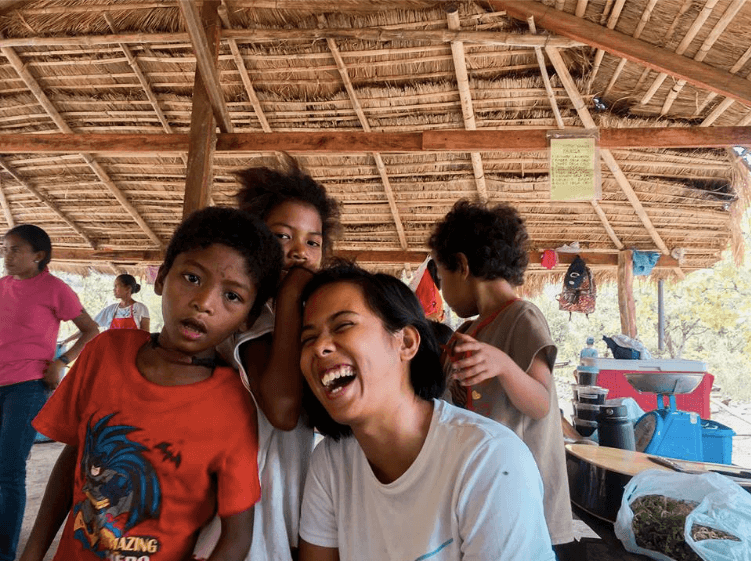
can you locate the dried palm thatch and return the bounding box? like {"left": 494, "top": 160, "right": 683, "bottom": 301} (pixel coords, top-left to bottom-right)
{"left": 0, "top": 0, "right": 750, "bottom": 283}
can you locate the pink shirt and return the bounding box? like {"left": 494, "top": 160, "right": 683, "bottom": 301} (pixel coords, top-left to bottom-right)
{"left": 0, "top": 269, "right": 84, "bottom": 386}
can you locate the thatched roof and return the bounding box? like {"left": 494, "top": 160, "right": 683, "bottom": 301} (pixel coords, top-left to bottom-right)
{"left": 1, "top": 0, "right": 750, "bottom": 280}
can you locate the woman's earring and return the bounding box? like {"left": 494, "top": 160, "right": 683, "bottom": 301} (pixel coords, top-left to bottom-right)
{"left": 34, "top": 259, "right": 39, "bottom": 263}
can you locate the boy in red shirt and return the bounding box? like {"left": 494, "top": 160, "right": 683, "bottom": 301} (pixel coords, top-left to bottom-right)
{"left": 21, "top": 207, "right": 282, "bottom": 561}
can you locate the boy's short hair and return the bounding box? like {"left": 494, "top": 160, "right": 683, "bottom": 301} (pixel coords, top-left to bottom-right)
{"left": 162, "top": 207, "right": 282, "bottom": 318}
{"left": 235, "top": 158, "right": 341, "bottom": 257}
{"left": 428, "top": 200, "right": 529, "bottom": 286}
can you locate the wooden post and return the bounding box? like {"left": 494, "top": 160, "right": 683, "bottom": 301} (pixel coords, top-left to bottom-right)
{"left": 182, "top": 0, "right": 221, "bottom": 218}
{"left": 618, "top": 250, "right": 637, "bottom": 338}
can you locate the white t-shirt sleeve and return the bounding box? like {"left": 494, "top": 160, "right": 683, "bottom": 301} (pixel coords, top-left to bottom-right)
{"left": 299, "top": 441, "right": 339, "bottom": 549}
{"left": 135, "top": 301, "right": 150, "bottom": 321}
{"left": 93, "top": 303, "right": 115, "bottom": 329}
{"left": 457, "top": 438, "right": 556, "bottom": 561}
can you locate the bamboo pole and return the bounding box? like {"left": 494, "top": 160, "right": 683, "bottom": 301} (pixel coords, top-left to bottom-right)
{"left": 447, "top": 5, "right": 488, "bottom": 203}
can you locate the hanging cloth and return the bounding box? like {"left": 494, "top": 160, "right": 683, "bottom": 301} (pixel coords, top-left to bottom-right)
{"left": 632, "top": 250, "right": 660, "bottom": 276}
{"left": 541, "top": 249, "right": 558, "bottom": 270}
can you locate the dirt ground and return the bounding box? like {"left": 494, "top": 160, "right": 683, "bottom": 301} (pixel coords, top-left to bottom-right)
{"left": 16, "top": 394, "right": 751, "bottom": 560}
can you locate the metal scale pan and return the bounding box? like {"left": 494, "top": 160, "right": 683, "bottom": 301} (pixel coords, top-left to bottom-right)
{"left": 625, "top": 372, "right": 706, "bottom": 462}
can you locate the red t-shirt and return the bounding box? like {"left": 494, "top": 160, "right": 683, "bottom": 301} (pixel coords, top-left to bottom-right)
{"left": 34, "top": 330, "right": 260, "bottom": 561}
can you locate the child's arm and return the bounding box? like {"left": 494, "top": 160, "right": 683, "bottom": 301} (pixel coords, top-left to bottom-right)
{"left": 449, "top": 332, "right": 552, "bottom": 420}
{"left": 240, "top": 266, "right": 313, "bottom": 430}
{"left": 19, "top": 444, "right": 77, "bottom": 561}
{"left": 299, "top": 539, "right": 340, "bottom": 561}
{"left": 205, "top": 507, "right": 254, "bottom": 561}
{"left": 44, "top": 311, "right": 99, "bottom": 389}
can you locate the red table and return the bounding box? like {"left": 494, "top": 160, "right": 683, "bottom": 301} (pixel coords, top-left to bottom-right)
{"left": 580, "top": 358, "right": 713, "bottom": 419}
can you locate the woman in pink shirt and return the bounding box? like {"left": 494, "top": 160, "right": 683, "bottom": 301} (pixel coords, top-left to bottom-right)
{"left": 0, "top": 224, "right": 98, "bottom": 561}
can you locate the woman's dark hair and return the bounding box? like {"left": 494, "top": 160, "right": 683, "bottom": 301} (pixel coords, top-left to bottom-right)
{"left": 235, "top": 157, "right": 341, "bottom": 258}
{"left": 5, "top": 224, "right": 52, "bottom": 270}
{"left": 116, "top": 273, "right": 141, "bottom": 295}
{"left": 428, "top": 200, "right": 529, "bottom": 286}
{"left": 429, "top": 320, "right": 454, "bottom": 347}
{"left": 162, "top": 207, "right": 282, "bottom": 319}
{"left": 300, "top": 261, "right": 446, "bottom": 440}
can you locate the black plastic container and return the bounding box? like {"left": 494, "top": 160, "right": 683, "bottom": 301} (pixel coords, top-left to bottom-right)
{"left": 574, "top": 402, "right": 601, "bottom": 422}
{"left": 573, "top": 417, "right": 598, "bottom": 437}
{"left": 597, "top": 404, "right": 636, "bottom": 451}
{"left": 576, "top": 369, "right": 598, "bottom": 386}
{"left": 573, "top": 385, "right": 608, "bottom": 405}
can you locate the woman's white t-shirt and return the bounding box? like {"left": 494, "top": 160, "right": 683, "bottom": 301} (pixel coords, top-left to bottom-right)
{"left": 94, "top": 301, "right": 149, "bottom": 330}
{"left": 300, "top": 399, "right": 556, "bottom": 561}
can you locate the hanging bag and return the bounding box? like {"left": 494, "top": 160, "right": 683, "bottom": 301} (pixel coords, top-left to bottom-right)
{"left": 557, "top": 255, "right": 596, "bottom": 317}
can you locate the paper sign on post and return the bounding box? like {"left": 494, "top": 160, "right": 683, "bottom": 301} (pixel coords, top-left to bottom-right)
{"left": 549, "top": 135, "right": 600, "bottom": 201}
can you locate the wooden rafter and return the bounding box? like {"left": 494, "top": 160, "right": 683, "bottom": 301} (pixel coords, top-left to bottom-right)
{"left": 178, "top": 0, "right": 233, "bottom": 134}
{"left": 0, "top": 174, "right": 13, "bottom": 228}
{"left": 0, "top": 157, "right": 96, "bottom": 248}
{"left": 50, "top": 247, "right": 681, "bottom": 269}
{"left": 319, "top": 15, "right": 408, "bottom": 250}
{"left": 0, "top": 45, "right": 164, "bottom": 249}
{"left": 603, "top": 0, "right": 658, "bottom": 98}
{"left": 527, "top": 17, "right": 564, "bottom": 129}
{"left": 640, "top": 0, "right": 721, "bottom": 106}
{"left": 575, "top": 0, "right": 589, "bottom": 17}
{"left": 660, "top": 0, "right": 747, "bottom": 115}
{"left": 697, "top": 44, "right": 751, "bottom": 122}
{"left": 4, "top": 127, "right": 751, "bottom": 154}
{"left": 103, "top": 12, "right": 188, "bottom": 171}
{"left": 446, "top": 6, "right": 488, "bottom": 203}
{"left": 0, "top": 29, "right": 583, "bottom": 49}
{"left": 494, "top": 0, "right": 751, "bottom": 108}
{"left": 218, "top": 3, "right": 271, "bottom": 133}
{"left": 544, "top": 46, "right": 681, "bottom": 277}
{"left": 587, "top": 0, "right": 626, "bottom": 90}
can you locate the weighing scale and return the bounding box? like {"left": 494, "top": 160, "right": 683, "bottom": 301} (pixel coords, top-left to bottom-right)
{"left": 627, "top": 372, "right": 705, "bottom": 462}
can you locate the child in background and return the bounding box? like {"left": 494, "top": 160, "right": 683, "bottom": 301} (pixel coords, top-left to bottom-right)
{"left": 428, "top": 200, "right": 574, "bottom": 558}
{"left": 94, "top": 274, "right": 150, "bottom": 331}
{"left": 21, "top": 207, "right": 282, "bottom": 561}
{"left": 198, "top": 159, "right": 341, "bottom": 561}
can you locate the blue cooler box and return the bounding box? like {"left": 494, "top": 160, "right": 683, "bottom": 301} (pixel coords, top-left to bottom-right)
{"left": 701, "top": 419, "right": 735, "bottom": 464}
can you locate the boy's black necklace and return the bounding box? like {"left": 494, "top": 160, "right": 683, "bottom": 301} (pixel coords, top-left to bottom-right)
{"left": 149, "top": 333, "right": 223, "bottom": 369}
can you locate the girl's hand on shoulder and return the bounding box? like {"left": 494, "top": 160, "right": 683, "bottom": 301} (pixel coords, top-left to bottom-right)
{"left": 448, "top": 332, "right": 512, "bottom": 386}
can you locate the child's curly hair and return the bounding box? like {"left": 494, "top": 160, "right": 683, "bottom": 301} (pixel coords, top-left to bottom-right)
{"left": 235, "top": 157, "right": 341, "bottom": 258}
{"left": 428, "top": 200, "right": 529, "bottom": 286}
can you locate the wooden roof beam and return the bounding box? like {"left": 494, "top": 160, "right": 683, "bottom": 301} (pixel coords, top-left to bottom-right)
{"left": 5, "top": 126, "right": 751, "bottom": 154}
{"left": 544, "top": 46, "right": 683, "bottom": 278}
{"left": 0, "top": 29, "right": 583, "bottom": 49}
{"left": 319, "top": 15, "right": 408, "bottom": 251}
{"left": 0, "top": 175, "right": 14, "bottom": 228}
{"left": 51, "top": 247, "right": 681, "bottom": 269}
{"left": 179, "top": 0, "right": 233, "bottom": 134}
{"left": 494, "top": 0, "right": 751, "bottom": 108}
{"left": 0, "top": 44, "right": 163, "bottom": 249}
{"left": 7, "top": 127, "right": 751, "bottom": 154}
{"left": 660, "top": 0, "right": 747, "bottom": 115}
{"left": 183, "top": 0, "right": 224, "bottom": 218}
{"left": 447, "top": 6, "right": 488, "bottom": 203}
{"left": 0, "top": 157, "right": 96, "bottom": 247}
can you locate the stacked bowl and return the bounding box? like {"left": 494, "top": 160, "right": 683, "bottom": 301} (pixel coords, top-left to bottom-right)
{"left": 572, "top": 368, "right": 608, "bottom": 437}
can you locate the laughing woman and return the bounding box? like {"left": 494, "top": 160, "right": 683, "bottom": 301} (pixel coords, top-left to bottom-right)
{"left": 297, "top": 263, "right": 555, "bottom": 561}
